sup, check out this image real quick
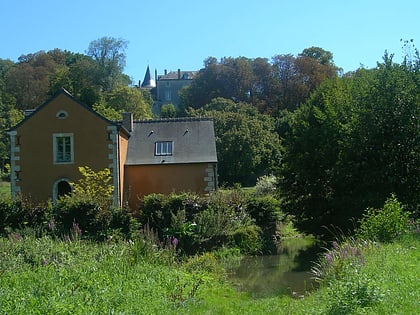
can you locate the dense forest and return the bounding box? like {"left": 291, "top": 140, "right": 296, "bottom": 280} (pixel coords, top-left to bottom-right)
{"left": 0, "top": 37, "right": 418, "bottom": 235}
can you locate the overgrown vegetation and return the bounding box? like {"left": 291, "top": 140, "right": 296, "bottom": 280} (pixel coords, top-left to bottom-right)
{"left": 0, "top": 195, "right": 418, "bottom": 314}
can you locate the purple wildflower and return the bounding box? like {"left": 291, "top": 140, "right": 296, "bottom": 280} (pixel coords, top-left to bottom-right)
{"left": 325, "top": 252, "right": 333, "bottom": 265}
{"left": 171, "top": 237, "right": 179, "bottom": 247}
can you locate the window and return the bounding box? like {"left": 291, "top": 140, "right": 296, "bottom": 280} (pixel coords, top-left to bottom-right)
{"left": 53, "top": 133, "right": 74, "bottom": 164}
{"left": 155, "top": 141, "right": 173, "bottom": 156}
{"left": 56, "top": 110, "right": 68, "bottom": 119}
{"left": 165, "top": 89, "right": 171, "bottom": 101}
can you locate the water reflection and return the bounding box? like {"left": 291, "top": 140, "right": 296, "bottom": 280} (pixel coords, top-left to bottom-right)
{"left": 226, "top": 238, "right": 322, "bottom": 297}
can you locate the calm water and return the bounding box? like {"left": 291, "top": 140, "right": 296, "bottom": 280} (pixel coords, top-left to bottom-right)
{"left": 226, "top": 238, "right": 322, "bottom": 297}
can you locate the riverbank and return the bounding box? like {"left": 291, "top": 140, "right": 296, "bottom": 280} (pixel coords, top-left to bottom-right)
{"left": 0, "top": 233, "right": 418, "bottom": 314}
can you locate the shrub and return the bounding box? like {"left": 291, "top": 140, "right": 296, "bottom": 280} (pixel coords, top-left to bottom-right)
{"left": 182, "top": 252, "right": 222, "bottom": 275}
{"left": 138, "top": 192, "right": 205, "bottom": 239}
{"left": 71, "top": 166, "right": 114, "bottom": 210}
{"left": 138, "top": 190, "right": 265, "bottom": 255}
{"left": 228, "top": 224, "right": 262, "bottom": 255}
{"left": 254, "top": 174, "right": 277, "bottom": 196}
{"left": 357, "top": 194, "right": 411, "bottom": 242}
{"left": 0, "top": 196, "right": 52, "bottom": 235}
{"left": 54, "top": 197, "right": 134, "bottom": 241}
{"left": 245, "top": 195, "right": 283, "bottom": 253}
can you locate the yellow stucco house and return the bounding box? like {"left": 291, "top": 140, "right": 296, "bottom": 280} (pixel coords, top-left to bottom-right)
{"left": 8, "top": 89, "right": 218, "bottom": 210}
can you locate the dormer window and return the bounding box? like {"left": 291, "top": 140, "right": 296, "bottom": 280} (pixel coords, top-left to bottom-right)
{"left": 155, "top": 141, "right": 173, "bottom": 156}
{"left": 56, "top": 110, "right": 68, "bottom": 119}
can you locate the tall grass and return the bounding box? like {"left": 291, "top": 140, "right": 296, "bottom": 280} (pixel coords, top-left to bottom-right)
{"left": 0, "top": 234, "right": 220, "bottom": 314}
{"left": 1, "top": 230, "right": 419, "bottom": 313}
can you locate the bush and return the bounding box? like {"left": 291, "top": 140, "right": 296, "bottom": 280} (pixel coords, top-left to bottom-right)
{"left": 0, "top": 196, "right": 52, "bottom": 235}
{"left": 245, "top": 195, "right": 283, "bottom": 253}
{"left": 54, "top": 197, "right": 134, "bottom": 241}
{"left": 228, "top": 225, "right": 262, "bottom": 255}
{"left": 357, "top": 194, "right": 411, "bottom": 242}
{"left": 138, "top": 192, "right": 205, "bottom": 239}
{"left": 138, "top": 191, "right": 267, "bottom": 255}
{"left": 254, "top": 174, "right": 277, "bottom": 196}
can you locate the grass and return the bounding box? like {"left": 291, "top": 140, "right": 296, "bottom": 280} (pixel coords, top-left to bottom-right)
{"left": 0, "top": 180, "right": 10, "bottom": 197}
{"left": 0, "top": 232, "right": 419, "bottom": 314}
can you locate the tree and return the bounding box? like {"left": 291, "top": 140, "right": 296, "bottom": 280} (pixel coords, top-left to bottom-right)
{"left": 299, "top": 46, "right": 335, "bottom": 66}
{"left": 181, "top": 49, "right": 338, "bottom": 117}
{"left": 180, "top": 56, "right": 255, "bottom": 109}
{"left": 5, "top": 51, "right": 58, "bottom": 109}
{"left": 160, "top": 103, "right": 177, "bottom": 118}
{"left": 270, "top": 50, "right": 338, "bottom": 114}
{"left": 279, "top": 52, "right": 419, "bottom": 236}
{"left": 104, "top": 86, "right": 153, "bottom": 119}
{"left": 86, "top": 37, "right": 131, "bottom": 91}
{"left": 189, "top": 98, "right": 282, "bottom": 186}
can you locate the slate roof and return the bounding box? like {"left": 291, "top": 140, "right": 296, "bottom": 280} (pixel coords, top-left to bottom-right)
{"left": 125, "top": 117, "right": 217, "bottom": 165}
{"left": 158, "top": 70, "right": 197, "bottom": 80}
{"left": 141, "top": 65, "right": 156, "bottom": 88}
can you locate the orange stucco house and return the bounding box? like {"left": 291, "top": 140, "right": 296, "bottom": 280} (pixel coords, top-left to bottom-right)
{"left": 8, "top": 89, "right": 218, "bottom": 210}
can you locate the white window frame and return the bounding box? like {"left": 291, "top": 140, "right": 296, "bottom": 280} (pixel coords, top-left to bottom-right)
{"left": 155, "top": 141, "right": 173, "bottom": 156}
{"left": 53, "top": 133, "right": 74, "bottom": 164}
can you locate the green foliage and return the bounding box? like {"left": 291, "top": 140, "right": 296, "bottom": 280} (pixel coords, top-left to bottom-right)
{"left": 92, "top": 99, "right": 123, "bottom": 121}
{"left": 138, "top": 192, "right": 203, "bottom": 237}
{"left": 357, "top": 194, "right": 411, "bottom": 242}
{"left": 160, "top": 103, "right": 177, "bottom": 118}
{"left": 0, "top": 232, "right": 419, "bottom": 313}
{"left": 0, "top": 196, "right": 52, "bottom": 235}
{"left": 180, "top": 52, "right": 337, "bottom": 116}
{"left": 86, "top": 36, "right": 131, "bottom": 91}
{"left": 279, "top": 52, "right": 420, "bottom": 236}
{"left": 104, "top": 86, "right": 153, "bottom": 119}
{"left": 246, "top": 195, "right": 283, "bottom": 253}
{"left": 182, "top": 252, "right": 223, "bottom": 275}
{"left": 138, "top": 190, "right": 286, "bottom": 255}
{"left": 54, "top": 197, "right": 134, "bottom": 241}
{"left": 254, "top": 174, "right": 278, "bottom": 195}
{"left": 189, "top": 98, "right": 282, "bottom": 186}
{"left": 325, "top": 268, "right": 382, "bottom": 314}
{"left": 228, "top": 224, "right": 262, "bottom": 255}
{"left": 71, "top": 166, "right": 114, "bottom": 209}
{"left": 52, "top": 166, "right": 134, "bottom": 240}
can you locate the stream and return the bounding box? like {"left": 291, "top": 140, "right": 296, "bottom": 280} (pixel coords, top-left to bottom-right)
{"left": 226, "top": 238, "right": 322, "bottom": 297}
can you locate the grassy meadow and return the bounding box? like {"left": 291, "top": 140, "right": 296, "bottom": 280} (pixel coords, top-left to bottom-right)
{"left": 0, "top": 232, "right": 419, "bottom": 314}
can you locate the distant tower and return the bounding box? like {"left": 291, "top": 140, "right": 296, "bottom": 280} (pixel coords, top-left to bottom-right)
{"left": 141, "top": 65, "right": 156, "bottom": 89}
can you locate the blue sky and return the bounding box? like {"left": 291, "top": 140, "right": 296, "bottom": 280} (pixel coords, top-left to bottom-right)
{"left": 1, "top": 0, "right": 419, "bottom": 83}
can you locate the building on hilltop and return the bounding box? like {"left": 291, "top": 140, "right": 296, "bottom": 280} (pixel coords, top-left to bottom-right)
{"left": 140, "top": 65, "right": 156, "bottom": 89}
{"left": 156, "top": 69, "right": 197, "bottom": 109}
{"left": 8, "top": 88, "right": 218, "bottom": 210}
{"left": 138, "top": 66, "right": 197, "bottom": 114}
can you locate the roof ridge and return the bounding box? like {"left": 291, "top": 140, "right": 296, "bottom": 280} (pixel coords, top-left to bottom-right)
{"left": 133, "top": 117, "right": 213, "bottom": 123}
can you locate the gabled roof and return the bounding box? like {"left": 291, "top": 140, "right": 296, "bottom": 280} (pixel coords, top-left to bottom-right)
{"left": 9, "top": 88, "right": 119, "bottom": 131}
{"left": 125, "top": 117, "right": 217, "bottom": 165}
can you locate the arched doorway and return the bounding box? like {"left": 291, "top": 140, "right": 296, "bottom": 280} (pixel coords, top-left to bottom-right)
{"left": 57, "top": 180, "right": 71, "bottom": 197}
{"left": 53, "top": 178, "right": 72, "bottom": 203}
